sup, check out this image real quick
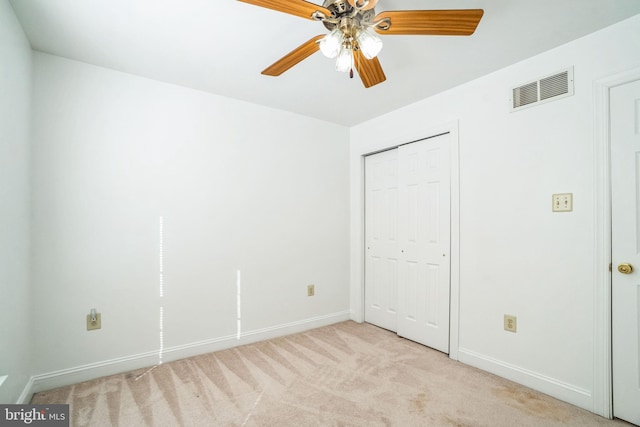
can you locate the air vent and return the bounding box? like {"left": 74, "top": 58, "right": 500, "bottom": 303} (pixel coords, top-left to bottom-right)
{"left": 511, "top": 67, "right": 574, "bottom": 111}
{"left": 513, "top": 82, "right": 538, "bottom": 108}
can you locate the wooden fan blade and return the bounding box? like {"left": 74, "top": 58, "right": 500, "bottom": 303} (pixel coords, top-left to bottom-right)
{"left": 354, "top": 49, "right": 386, "bottom": 88}
{"left": 237, "top": 0, "right": 331, "bottom": 20}
{"left": 262, "top": 35, "right": 325, "bottom": 76}
{"left": 374, "top": 10, "right": 484, "bottom": 36}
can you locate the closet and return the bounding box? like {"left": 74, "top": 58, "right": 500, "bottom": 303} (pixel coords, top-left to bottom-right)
{"left": 364, "top": 133, "right": 451, "bottom": 353}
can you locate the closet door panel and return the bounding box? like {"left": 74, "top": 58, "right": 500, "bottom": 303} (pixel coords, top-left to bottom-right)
{"left": 397, "top": 134, "right": 451, "bottom": 353}
{"left": 364, "top": 150, "right": 398, "bottom": 332}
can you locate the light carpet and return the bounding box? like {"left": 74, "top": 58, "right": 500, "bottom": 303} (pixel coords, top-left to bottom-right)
{"left": 31, "top": 321, "right": 630, "bottom": 426}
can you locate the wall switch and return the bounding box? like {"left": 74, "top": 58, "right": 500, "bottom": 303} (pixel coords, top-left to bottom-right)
{"left": 504, "top": 315, "right": 517, "bottom": 333}
{"left": 307, "top": 284, "right": 315, "bottom": 297}
{"left": 552, "top": 193, "right": 573, "bottom": 212}
{"left": 87, "top": 312, "right": 101, "bottom": 331}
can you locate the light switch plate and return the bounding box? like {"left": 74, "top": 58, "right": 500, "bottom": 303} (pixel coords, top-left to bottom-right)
{"left": 552, "top": 193, "right": 573, "bottom": 212}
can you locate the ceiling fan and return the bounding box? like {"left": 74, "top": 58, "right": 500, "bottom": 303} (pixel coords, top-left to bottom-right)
{"left": 238, "top": 0, "right": 484, "bottom": 88}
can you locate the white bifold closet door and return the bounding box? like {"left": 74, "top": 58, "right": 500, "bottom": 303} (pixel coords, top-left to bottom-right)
{"left": 365, "top": 133, "right": 451, "bottom": 353}
{"left": 364, "top": 148, "right": 399, "bottom": 332}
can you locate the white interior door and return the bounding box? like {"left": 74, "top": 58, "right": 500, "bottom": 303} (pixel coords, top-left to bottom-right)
{"left": 364, "top": 149, "right": 399, "bottom": 332}
{"left": 364, "top": 134, "right": 451, "bottom": 353}
{"left": 611, "top": 79, "right": 640, "bottom": 425}
{"left": 397, "top": 134, "right": 451, "bottom": 353}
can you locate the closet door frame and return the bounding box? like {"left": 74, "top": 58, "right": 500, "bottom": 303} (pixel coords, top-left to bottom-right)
{"left": 350, "top": 121, "right": 461, "bottom": 360}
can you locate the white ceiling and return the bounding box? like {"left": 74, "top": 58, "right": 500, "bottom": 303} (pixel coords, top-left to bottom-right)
{"left": 10, "top": 0, "right": 640, "bottom": 126}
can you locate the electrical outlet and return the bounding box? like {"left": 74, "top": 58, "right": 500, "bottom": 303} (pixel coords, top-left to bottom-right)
{"left": 87, "top": 312, "right": 102, "bottom": 331}
{"left": 307, "top": 284, "right": 315, "bottom": 297}
{"left": 504, "top": 315, "right": 517, "bottom": 333}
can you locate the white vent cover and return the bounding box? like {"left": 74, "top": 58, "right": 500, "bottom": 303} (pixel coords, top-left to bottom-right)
{"left": 511, "top": 67, "right": 574, "bottom": 111}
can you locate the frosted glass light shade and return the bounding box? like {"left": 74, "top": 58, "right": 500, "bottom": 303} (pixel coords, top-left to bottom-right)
{"left": 356, "top": 28, "right": 383, "bottom": 59}
{"left": 335, "top": 45, "right": 354, "bottom": 72}
{"left": 319, "top": 29, "right": 343, "bottom": 58}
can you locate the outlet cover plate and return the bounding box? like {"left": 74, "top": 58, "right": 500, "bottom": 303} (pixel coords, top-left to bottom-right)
{"left": 504, "top": 315, "right": 517, "bottom": 333}
{"left": 307, "top": 285, "right": 315, "bottom": 297}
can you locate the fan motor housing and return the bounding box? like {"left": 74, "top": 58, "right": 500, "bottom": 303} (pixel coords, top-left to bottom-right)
{"left": 323, "top": 0, "right": 350, "bottom": 15}
{"left": 321, "top": 0, "right": 376, "bottom": 31}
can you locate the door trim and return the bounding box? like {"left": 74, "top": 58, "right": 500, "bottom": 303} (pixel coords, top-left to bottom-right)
{"left": 350, "top": 121, "right": 460, "bottom": 360}
{"left": 594, "top": 66, "right": 640, "bottom": 419}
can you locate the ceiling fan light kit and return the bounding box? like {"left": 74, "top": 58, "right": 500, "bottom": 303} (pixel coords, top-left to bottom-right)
{"left": 315, "top": 1, "right": 385, "bottom": 72}
{"left": 336, "top": 42, "right": 355, "bottom": 72}
{"left": 356, "top": 28, "right": 383, "bottom": 60}
{"left": 319, "top": 28, "right": 343, "bottom": 58}
{"left": 238, "top": 0, "right": 483, "bottom": 88}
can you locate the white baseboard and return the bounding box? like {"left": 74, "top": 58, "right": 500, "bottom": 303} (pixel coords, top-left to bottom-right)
{"left": 17, "top": 377, "right": 35, "bottom": 404}
{"left": 458, "top": 347, "right": 592, "bottom": 411}
{"left": 19, "top": 310, "right": 351, "bottom": 403}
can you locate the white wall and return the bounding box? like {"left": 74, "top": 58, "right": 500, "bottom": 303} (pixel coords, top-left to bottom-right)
{"left": 350, "top": 14, "right": 640, "bottom": 415}
{"left": 0, "top": 0, "right": 32, "bottom": 404}
{"left": 30, "top": 53, "right": 350, "bottom": 389}
{"left": 11, "top": 4, "right": 640, "bottom": 413}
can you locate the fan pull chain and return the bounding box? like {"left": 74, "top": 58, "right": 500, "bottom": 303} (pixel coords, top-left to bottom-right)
{"left": 350, "top": 47, "right": 358, "bottom": 79}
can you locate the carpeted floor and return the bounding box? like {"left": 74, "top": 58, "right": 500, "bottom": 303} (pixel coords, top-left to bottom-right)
{"left": 31, "top": 321, "right": 630, "bottom": 426}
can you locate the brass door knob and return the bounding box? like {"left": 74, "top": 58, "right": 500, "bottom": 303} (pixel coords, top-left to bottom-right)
{"left": 618, "top": 263, "right": 634, "bottom": 274}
